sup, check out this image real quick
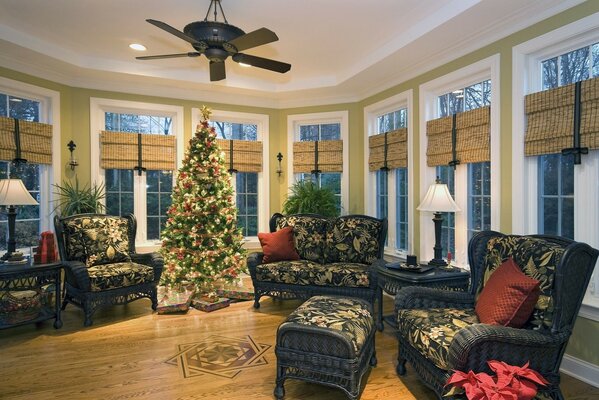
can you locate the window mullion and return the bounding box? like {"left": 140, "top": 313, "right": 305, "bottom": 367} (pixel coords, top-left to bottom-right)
{"left": 388, "top": 170, "right": 397, "bottom": 251}
{"left": 134, "top": 173, "right": 147, "bottom": 244}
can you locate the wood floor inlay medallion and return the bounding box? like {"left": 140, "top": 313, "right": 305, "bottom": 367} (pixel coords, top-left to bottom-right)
{"left": 165, "top": 334, "right": 271, "bottom": 379}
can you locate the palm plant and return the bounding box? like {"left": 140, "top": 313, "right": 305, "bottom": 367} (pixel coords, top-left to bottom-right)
{"left": 53, "top": 179, "right": 106, "bottom": 216}
{"left": 282, "top": 180, "right": 339, "bottom": 217}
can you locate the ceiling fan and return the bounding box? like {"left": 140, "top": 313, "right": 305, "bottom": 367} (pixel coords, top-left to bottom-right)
{"left": 136, "top": 0, "right": 291, "bottom": 81}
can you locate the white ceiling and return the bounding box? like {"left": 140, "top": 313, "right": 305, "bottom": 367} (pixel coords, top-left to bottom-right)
{"left": 0, "top": 0, "right": 585, "bottom": 108}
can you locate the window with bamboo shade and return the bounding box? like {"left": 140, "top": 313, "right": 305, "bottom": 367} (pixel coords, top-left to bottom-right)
{"left": 0, "top": 116, "right": 52, "bottom": 165}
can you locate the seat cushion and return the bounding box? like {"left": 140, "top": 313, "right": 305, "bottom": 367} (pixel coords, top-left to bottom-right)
{"left": 255, "top": 261, "right": 370, "bottom": 288}
{"left": 64, "top": 216, "right": 132, "bottom": 266}
{"left": 280, "top": 295, "right": 374, "bottom": 356}
{"left": 275, "top": 215, "right": 329, "bottom": 262}
{"left": 480, "top": 236, "right": 565, "bottom": 329}
{"left": 397, "top": 308, "right": 479, "bottom": 370}
{"left": 87, "top": 262, "right": 154, "bottom": 292}
{"left": 258, "top": 226, "right": 300, "bottom": 263}
{"left": 476, "top": 258, "right": 540, "bottom": 328}
{"left": 324, "top": 216, "right": 383, "bottom": 264}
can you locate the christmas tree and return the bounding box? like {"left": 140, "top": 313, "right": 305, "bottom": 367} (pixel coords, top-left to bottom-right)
{"left": 160, "top": 106, "right": 246, "bottom": 294}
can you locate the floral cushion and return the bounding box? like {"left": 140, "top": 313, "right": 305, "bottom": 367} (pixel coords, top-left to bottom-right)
{"left": 397, "top": 308, "right": 480, "bottom": 370}
{"left": 87, "top": 262, "right": 154, "bottom": 292}
{"left": 479, "top": 236, "right": 564, "bottom": 329}
{"left": 280, "top": 295, "right": 374, "bottom": 355}
{"left": 255, "top": 260, "right": 370, "bottom": 288}
{"left": 275, "top": 215, "right": 328, "bottom": 262}
{"left": 324, "top": 216, "right": 383, "bottom": 264}
{"left": 64, "top": 216, "right": 131, "bottom": 266}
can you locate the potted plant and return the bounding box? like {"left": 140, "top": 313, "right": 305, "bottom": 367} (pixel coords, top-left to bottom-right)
{"left": 52, "top": 179, "right": 106, "bottom": 216}
{"left": 282, "top": 180, "right": 340, "bottom": 217}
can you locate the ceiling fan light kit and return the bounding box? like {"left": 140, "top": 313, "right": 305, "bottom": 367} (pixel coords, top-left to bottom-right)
{"left": 137, "top": 0, "right": 291, "bottom": 81}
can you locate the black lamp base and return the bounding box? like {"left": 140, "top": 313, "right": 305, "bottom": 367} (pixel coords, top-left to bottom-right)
{"left": 2, "top": 205, "right": 19, "bottom": 262}
{"left": 428, "top": 212, "right": 448, "bottom": 267}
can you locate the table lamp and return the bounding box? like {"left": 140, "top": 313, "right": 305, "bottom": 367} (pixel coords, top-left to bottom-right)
{"left": 0, "top": 179, "right": 39, "bottom": 261}
{"left": 417, "top": 178, "right": 460, "bottom": 267}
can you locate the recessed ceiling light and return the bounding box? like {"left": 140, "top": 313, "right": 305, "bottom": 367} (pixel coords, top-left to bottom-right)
{"left": 238, "top": 62, "right": 252, "bottom": 68}
{"left": 129, "top": 43, "right": 147, "bottom": 51}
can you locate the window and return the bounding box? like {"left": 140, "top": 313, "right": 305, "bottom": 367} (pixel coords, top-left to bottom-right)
{"left": 103, "top": 112, "right": 173, "bottom": 241}
{"left": 364, "top": 91, "right": 413, "bottom": 255}
{"left": 0, "top": 77, "right": 59, "bottom": 253}
{"left": 298, "top": 122, "right": 342, "bottom": 212}
{"left": 288, "top": 111, "right": 349, "bottom": 214}
{"left": 419, "top": 55, "right": 500, "bottom": 266}
{"left": 199, "top": 109, "right": 269, "bottom": 241}
{"left": 210, "top": 120, "right": 259, "bottom": 237}
{"left": 90, "top": 98, "right": 184, "bottom": 246}
{"left": 512, "top": 18, "right": 599, "bottom": 318}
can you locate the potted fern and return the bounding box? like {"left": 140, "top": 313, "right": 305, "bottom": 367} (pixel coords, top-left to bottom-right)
{"left": 53, "top": 179, "right": 106, "bottom": 216}
{"left": 282, "top": 180, "right": 340, "bottom": 217}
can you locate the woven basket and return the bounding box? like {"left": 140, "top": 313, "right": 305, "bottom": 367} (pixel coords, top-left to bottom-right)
{"left": 0, "top": 290, "right": 42, "bottom": 325}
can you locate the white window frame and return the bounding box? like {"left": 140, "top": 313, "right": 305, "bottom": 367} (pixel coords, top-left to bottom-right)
{"left": 287, "top": 111, "right": 349, "bottom": 214}
{"left": 512, "top": 12, "right": 599, "bottom": 320}
{"left": 90, "top": 98, "right": 184, "bottom": 248}
{"left": 363, "top": 90, "right": 414, "bottom": 257}
{"left": 419, "top": 55, "right": 501, "bottom": 267}
{"left": 192, "top": 108, "right": 270, "bottom": 248}
{"left": 0, "top": 76, "right": 61, "bottom": 235}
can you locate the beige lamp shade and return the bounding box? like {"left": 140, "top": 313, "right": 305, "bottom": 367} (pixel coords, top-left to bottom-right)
{"left": 417, "top": 181, "right": 460, "bottom": 213}
{"left": 0, "top": 179, "right": 39, "bottom": 206}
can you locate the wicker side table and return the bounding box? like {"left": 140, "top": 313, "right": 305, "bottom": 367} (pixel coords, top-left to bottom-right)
{"left": 375, "top": 263, "right": 469, "bottom": 331}
{"left": 274, "top": 295, "right": 376, "bottom": 400}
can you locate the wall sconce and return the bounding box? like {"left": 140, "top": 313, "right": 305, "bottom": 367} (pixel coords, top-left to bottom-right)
{"left": 276, "top": 152, "right": 283, "bottom": 176}
{"left": 67, "top": 140, "right": 78, "bottom": 170}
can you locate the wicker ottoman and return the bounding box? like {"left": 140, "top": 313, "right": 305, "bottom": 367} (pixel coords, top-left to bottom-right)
{"left": 274, "top": 295, "right": 377, "bottom": 400}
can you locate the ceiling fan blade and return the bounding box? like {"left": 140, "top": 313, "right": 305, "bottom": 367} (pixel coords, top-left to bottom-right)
{"left": 146, "top": 19, "right": 198, "bottom": 45}
{"left": 232, "top": 53, "right": 291, "bottom": 73}
{"left": 228, "top": 27, "right": 278, "bottom": 51}
{"left": 210, "top": 61, "right": 226, "bottom": 81}
{"left": 136, "top": 52, "right": 201, "bottom": 60}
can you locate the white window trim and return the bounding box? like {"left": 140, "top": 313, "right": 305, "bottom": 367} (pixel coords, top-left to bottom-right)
{"left": 512, "top": 12, "right": 599, "bottom": 320}
{"left": 0, "top": 76, "right": 60, "bottom": 234}
{"left": 192, "top": 108, "right": 270, "bottom": 248}
{"left": 363, "top": 90, "right": 414, "bottom": 256}
{"left": 286, "top": 111, "right": 349, "bottom": 214}
{"left": 419, "top": 54, "right": 501, "bottom": 267}
{"left": 90, "top": 98, "right": 184, "bottom": 248}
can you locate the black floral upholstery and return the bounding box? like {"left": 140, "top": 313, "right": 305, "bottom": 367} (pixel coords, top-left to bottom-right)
{"left": 275, "top": 215, "right": 329, "bottom": 262}
{"left": 397, "top": 308, "right": 479, "bottom": 370}
{"left": 249, "top": 213, "right": 387, "bottom": 308}
{"left": 256, "top": 261, "right": 370, "bottom": 288}
{"left": 394, "top": 231, "right": 599, "bottom": 400}
{"left": 478, "top": 236, "right": 564, "bottom": 329}
{"left": 324, "top": 216, "right": 383, "bottom": 264}
{"left": 87, "top": 262, "right": 155, "bottom": 292}
{"left": 55, "top": 213, "right": 163, "bottom": 326}
{"left": 64, "top": 216, "right": 131, "bottom": 266}
{"left": 281, "top": 295, "right": 374, "bottom": 354}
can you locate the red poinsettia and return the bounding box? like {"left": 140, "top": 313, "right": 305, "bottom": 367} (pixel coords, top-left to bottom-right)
{"left": 446, "top": 361, "right": 549, "bottom": 400}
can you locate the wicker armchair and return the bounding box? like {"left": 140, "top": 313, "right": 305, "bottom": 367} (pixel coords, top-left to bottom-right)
{"left": 54, "top": 213, "right": 163, "bottom": 326}
{"left": 394, "top": 230, "right": 598, "bottom": 400}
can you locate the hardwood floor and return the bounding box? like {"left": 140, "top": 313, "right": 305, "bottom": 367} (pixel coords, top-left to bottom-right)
{"left": 0, "top": 296, "right": 598, "bottom": 400}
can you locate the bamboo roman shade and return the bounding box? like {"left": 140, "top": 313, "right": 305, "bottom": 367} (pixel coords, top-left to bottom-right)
{"left": 215, "top": 138, "right": 263, "bottom": 172}
{"left": 100, "top": 131, "right": 176, "bottom": 171}
{"left": 525, "top": 77, "right": 599, "bottom": 157}
{"left": 293, "top": 140, "right": 343, "bottom": 173}
{"left": 0, "top": 117, "right": 53, "bottom": 164}
{"left": 368, "top": 128, "right": 407, "bottom": 171}
{"left": 426, "top": 105, "right": 491, "bottom": 167}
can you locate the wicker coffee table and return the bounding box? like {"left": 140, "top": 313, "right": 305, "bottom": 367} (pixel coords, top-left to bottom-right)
{"left": 375, "top": 263, "right": 469, "bottom": 331}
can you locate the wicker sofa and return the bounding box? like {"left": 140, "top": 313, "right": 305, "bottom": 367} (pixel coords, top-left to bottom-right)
{"left": 248, "top": 213, "right": 387, "bottom": 309}
{"left": 394, "top": 230, "right": 599, "bottom": 399}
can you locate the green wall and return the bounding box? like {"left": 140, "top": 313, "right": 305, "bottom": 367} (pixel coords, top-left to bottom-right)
{"left": 1, "top": 0, "right": 599, "bottom": 368}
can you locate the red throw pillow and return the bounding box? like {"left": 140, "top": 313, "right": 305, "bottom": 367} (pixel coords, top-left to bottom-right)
{"left": 258, "top": 226, "right": 300, "bottom": 263}
{"left": 475, "top": 258, "right": 541, "bottom": 328}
